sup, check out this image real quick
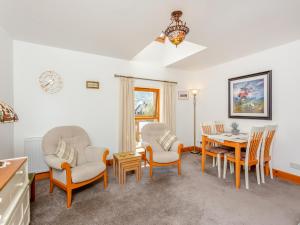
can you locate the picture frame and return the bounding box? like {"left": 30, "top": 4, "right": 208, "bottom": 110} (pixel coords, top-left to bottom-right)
{"left": 86, "top": 81, "right": 100, "bottom": 89}
{"left": 228, "top": 70, "right": 272, "bottom": 120}
{"left": 178, "top": 90, "right": 189, "bottom": 100}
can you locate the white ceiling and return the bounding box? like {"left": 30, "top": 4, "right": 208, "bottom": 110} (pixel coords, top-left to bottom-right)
{"left": 0, "top": 0, "right": 299, "bottom": 71}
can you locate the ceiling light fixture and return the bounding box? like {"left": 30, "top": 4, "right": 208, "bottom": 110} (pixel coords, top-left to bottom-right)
{"left": 155, "top": 32, "right": 166, "bottom": 44}
{"left": 157, "top": 10, "right": 190, "bottom": 47}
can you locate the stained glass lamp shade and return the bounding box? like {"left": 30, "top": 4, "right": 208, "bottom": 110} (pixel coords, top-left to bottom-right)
{"left": 0, "top": 101, "right": 18, "bottom": 123}
{"left": 164, "top": 11, "right": 189, "bottom": 47}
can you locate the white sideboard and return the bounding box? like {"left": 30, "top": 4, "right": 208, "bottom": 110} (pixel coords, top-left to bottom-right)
{"left": 0, "top": 157, "right": 30, "bottom": 225}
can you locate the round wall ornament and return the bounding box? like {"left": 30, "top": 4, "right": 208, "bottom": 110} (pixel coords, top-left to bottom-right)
{"left": 39, "top": 70, "right": 63, "bottom": 94}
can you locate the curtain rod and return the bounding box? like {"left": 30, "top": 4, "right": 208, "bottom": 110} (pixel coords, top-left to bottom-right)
{"left": 114, "top": 74, "right": 178, "bottom": 84}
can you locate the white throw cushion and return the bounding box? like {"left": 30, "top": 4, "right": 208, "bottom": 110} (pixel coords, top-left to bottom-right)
{"left": 63, "top": 136, "right": 88, "bottom": 165}
{"left": 147, "top": 151, "right": 179, "bottom": 163}
{"left": 158, "top": 130, "right": 177, "bottom": 151}
{"left": 55, "top": 138, "right": 77, "bottom": 167}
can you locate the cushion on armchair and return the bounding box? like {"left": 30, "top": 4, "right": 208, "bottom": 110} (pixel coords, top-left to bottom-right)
{"left": 148, "top": 138, "right": 165, "bottom": 152}
{"left": 146, "top": 151, "right": 179, "bottom": 163}
{"left": 55, "top": 138, "right": 77, "bottom": 167}
{"left": 71, "top": 162, "right": 106, "bottom": 183}
{"left": 157, "top": 130, "right": 177, "bottom": 151}
{"left": 52, "top": 161, "right": 106, "bottom": 184}
{"left": 42, "top": 126, "right": 91, "bottom": 155}
{"left": 62, "top": 136, "right": 88, "bottom": 165}
{"left": 142, "top": 123, "right": 181, "bottom": 153}
{"left": 85, "top": 146, "right": 107, "bottom": 162}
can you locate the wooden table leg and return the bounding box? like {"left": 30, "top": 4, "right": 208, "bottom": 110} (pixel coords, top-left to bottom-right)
{"left": 113, "top": 157, "right": 115, "bottom": 177}
{"left": 30, "top": 175, "right": 36, "bottom": 202}
{"left": 118, "top": 160, "right": 122, "bottom": 184}
{"left": 123, "top": 169, "right": 126, "bottom": 184}
{"left": 201, "top": 136, "right": 207, "bottom": 172}
{"left": 235, "top": 144, "right": 241, "bottom": 189}
{"left": 139, "top": 160, "right": 142, "bottom": 181}
{"left": 136, "top": 163, "right": 139, "bottom": 182}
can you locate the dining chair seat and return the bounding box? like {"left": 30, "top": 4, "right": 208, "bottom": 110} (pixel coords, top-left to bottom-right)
{"left": 206, "top": 147, "right": 229, "bottom": 154}
{"left": 226, "top": 152, "right": 246, "bottom": 160}
{"left": 222, "top": 146, "right": 236, "bottom": 151}
{"left": 226, "top": 152, "right": 258, "bottom": 166}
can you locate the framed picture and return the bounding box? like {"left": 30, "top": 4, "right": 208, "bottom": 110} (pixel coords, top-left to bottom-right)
{"left": 178, "top": 90, "right": 189, "bottom": 100}
{"left": 134, "top": 87, "right": 160, "bottom": 120}
{"left": 228, "top": 70, "right": 272, "bottom": 120}
{"left": 86, "top": 81, "right": 100, "bottom": 89}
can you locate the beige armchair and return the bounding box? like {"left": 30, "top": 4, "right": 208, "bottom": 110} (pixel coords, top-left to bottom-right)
{"left": 141, "top": 123, "right": 183, "bottom": 177}
{"left": 42, "top": 126, "right": 109, "bottom": 208}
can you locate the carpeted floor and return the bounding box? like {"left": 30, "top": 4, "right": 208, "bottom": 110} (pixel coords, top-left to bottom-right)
{"left": 31, "top": 154, "right": 300, "bottom": 225}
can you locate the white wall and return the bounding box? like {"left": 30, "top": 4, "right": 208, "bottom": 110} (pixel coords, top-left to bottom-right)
{"left": 13, "top": 39, "right": 300, "bottom": 175}
{"left": 0, "top": 27, "right": 14, "bottom": 159}
{"left": 13, "top": 41, "right": 197, "bottom": 158}
{"left": 192, "top": 40, "right": 300, "bottom": 176}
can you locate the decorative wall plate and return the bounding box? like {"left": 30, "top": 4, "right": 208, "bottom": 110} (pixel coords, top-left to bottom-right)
{"left": 39, "top": 70, "right": 63, "bottom": 94}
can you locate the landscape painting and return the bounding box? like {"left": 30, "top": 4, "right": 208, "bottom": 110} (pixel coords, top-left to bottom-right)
{"left": 233, "top": 78, "right": 264, "bottom": 113}
{"left": 228, "top": 71, "right": 272, "bottom": 120}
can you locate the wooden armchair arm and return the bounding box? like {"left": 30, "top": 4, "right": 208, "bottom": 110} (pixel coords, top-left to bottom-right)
{"left": 145, "top": 145, "right": 153, "bottom": 162}
{"left": 61, "top": 162, "right": 72, "bottom": 185}
{"left": 102, "top": 148, "right": 109, "bottom": 164}
{"left": 178, "top": 144, "right": 183, "bottom": 159}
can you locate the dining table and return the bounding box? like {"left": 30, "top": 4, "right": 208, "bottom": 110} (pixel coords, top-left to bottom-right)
{"left": 201, "top": 133, "right": 248, "bottom": 189}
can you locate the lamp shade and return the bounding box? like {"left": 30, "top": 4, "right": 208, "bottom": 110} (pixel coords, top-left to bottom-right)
{"left": 0, "top": 101, "right": 18, "bottom": 123}
{"left": 189, "top": 89, "right": 200, "bottom": 96}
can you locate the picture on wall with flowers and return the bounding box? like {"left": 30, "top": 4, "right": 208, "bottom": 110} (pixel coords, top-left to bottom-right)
{"left": 228, "top": 70, "right": 272, "bottom": 120}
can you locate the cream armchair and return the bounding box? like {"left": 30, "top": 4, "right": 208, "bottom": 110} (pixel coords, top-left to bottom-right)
{"left": 42, "top": 126, "right": 109, "bottom": 208}
{"left": 141, "top": 123, "right": 183, "bottom": 177}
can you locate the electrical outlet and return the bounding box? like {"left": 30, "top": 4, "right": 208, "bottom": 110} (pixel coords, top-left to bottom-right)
{"left": 290, "top": 162, "right": 300, "bottom": 171}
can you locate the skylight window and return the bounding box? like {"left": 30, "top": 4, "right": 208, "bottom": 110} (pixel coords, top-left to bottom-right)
{"left": 132, "top": 39, "right": 206, "bottom": 67}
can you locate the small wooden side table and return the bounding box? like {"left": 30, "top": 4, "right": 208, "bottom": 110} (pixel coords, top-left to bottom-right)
{"left": 113, "top": 152, "right": 142, "bottom": 185}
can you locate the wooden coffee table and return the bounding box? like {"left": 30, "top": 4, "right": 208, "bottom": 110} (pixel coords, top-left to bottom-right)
{"left": 113, "top": 152, "right": 142, "bottom": 185}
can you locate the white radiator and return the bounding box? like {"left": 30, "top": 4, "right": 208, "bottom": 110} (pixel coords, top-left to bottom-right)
{"left": 24, "top": 137, "right": 49, "bottom": 173}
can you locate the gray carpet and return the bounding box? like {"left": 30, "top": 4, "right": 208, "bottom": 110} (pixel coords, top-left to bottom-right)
{"left": 31, "top": 154, "right": 300, "bottom": 225}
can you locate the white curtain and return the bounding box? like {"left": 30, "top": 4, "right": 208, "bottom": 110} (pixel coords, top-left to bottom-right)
{"left": 119, "top": 77, "right": 135, "bottom": 152}
{"left": 162, "top": 82, "right": 176, "bottom": 133}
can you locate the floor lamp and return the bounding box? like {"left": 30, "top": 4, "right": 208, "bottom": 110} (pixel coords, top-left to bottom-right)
{"left": 190, "top": 89, "right": 199, "bottom": 154}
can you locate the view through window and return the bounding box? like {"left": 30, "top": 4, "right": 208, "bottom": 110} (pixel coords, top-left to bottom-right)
{"left": 134, "top": 87, "right": 160, "bottom": 147}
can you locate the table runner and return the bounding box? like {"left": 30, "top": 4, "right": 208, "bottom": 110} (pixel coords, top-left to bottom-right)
{"left": 207, "top": 133, "right": 248, "bottom": 143}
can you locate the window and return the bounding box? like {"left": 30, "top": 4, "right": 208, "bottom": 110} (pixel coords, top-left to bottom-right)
{"left": 134, "top": 87, "right": 160, "bottom": 146}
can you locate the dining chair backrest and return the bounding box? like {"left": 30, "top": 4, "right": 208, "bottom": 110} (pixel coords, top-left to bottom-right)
{"left": 201, "top": 122, "right": 214, "bottom": 135}
{"left": 261, "top": 125, "right": 277, "bottom": 160}
{"left": 245, "top": 127, "right": 265, "bottom": 162}
{"left": 214, "top": 121, "right": 225, "bottom": 134}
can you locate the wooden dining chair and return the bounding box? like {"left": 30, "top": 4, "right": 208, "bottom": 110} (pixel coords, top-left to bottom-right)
{"left": 201, "top": 122, "right": 229, "bottom": 178}
{"left": 201, "top": 122, "right": 215, "bottom": 165}
{"left": 260, "top": 125, "right": 277, "bottom": 184}
{"left": 223, "top": 126, "right": 265, "bottom": 189}
{"left": 214, "top": 121, "right": 225, "bottom": 134}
